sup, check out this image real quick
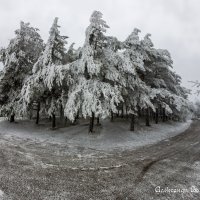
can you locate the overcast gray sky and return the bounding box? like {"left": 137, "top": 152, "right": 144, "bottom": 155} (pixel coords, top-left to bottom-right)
{"left": 0, "top": 0, "right": 199, "bottom": 101}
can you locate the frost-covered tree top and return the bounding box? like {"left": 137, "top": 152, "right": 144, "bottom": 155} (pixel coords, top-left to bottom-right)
{"left": 44, "top": 17, "right": 67, "bottom": 65}
{"left": 89, "top": 10, "right": 109, "bottom": 33}
{"left": 123, "top": 28, "right": 146, "bottom": 72}
{"left": 142, "top": 33, "right": 154, "bottom": 48}
{"left": 124, "top": 28, "right": 141, "bottom": 47}
{"left": 0, "top": 22, "right": 43, "bottom": 96}
{"left": 33, "top": 17, "right": 67, "bottom": 73}
{"left": 73, "top": 11, "right": 110, "bottom": 76}
{"left": 32, "top": 17, "right": 68, "bottom": 89}
{"left": 0, "top": 21, "right": 43, "bottom": 73}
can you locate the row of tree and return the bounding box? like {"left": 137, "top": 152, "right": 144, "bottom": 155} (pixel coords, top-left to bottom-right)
{"left": 0, "top": 11, "right": 192, "bottom": 132}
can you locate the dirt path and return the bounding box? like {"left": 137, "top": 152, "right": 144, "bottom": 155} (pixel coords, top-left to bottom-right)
{"left": 0, "top": 120, "right": 199, "bottom": 200}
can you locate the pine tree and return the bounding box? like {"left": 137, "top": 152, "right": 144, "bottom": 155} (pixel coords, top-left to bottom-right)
{"left": 64, "top": 11, "right": 123, "bottom": 133}
{"left": 122, "top": 29, "right": 155, "bottom": 129}
{"left": 21, "top": 17, "right": 68, "bottom": 128}
{"left": 141, "top": 36, "right": 191, "bottom": 122}
{"left": 0, "top": 22, "right": 44, "bottom": 121}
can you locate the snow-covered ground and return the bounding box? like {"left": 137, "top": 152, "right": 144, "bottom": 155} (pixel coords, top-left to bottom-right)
{"left": 0, "top": 118, "right": 192, "bottom": 154}
{"left": 0, "top": 118, "right": 198, "bottom": 200}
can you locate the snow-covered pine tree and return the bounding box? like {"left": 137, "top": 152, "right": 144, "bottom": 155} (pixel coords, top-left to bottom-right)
{"left": 21, "top": 17, "right": 68, "bottom": 128}
{"left": 140, "top": 34, "right": 190, "bottom": 122}
{"left": 139, "top": 35, "right": 173, "bottom": 123}
{"left": 164, "top": 73, "right": 191, "bottom": 121}
{"left": 0, "top": 22, "right": 44, "bottom": 122}
{"left": 64, "top": 11, "right": 123, "bottom": 133}
{"left": 122, "top": 29, "right": 155, "bottom": 130}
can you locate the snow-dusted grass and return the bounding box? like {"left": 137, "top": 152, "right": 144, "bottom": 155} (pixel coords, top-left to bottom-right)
{"left": 192, "top": 161, "right": 200, "bottom": 182}
{"left": 99, "top": 119, "right": 192, "bottom": 151}
{"left": 0, "top": 117, "right": 192, "bottom": 154}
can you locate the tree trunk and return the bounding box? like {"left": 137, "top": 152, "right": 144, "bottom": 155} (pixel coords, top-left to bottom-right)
{"left": 117, "top": 110, "right": 119, "bottom": 117}
{"left": 60, "top": 104, "right": 65, "bottom": 127}
{"left": 96, "top": 117, "right": 101, "bottom": 126}
{"left": 64, "top": 117, "right": 68, "bottom": 126}
{"left": 159, "top": 105, "right": 162, "bottom": 121}
{"left": 155, "top": 108, "right": 159, "bottom": 124}
{"left": 36, "top": 102, "right": 40, "bottom": 125}
{"left": 10, "top": 114, "right": 15, "bottom": 123}
{"left": 89, "top": 112, "right": 95, "bottom": 133}
{"left": 76, "top": 111, "right": 79, "bottom": 120}
{"left": 60, "top": 104, "right": 64, "bottom": 120}
{"left": 137, "top": 106, "right": 141, "bottom": 118}
{"left": 52, "top": 114, "right": 56, "bottom": 129}
{"left": 130, "top": 114, "right": 135, "bottom": 131}
{"left": 121, "top": 105, "right": 124, "bottom": 118}
{"left": 126, "top": 106, "right": 129, "bottom": 119}
{"left": 29, "top": 107, "right": 33, "bottom": 120}
{"left": 150, "top": 110, "right": 154, "bottom": 121}
{"left": 162, "top": 108, "right": 166, "bottom": 122}
{"left": 145, "top": 108, "right": 150, "bottom": 126}
{"left": 111, "top": 111, "right": 114, "bottom": 122}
